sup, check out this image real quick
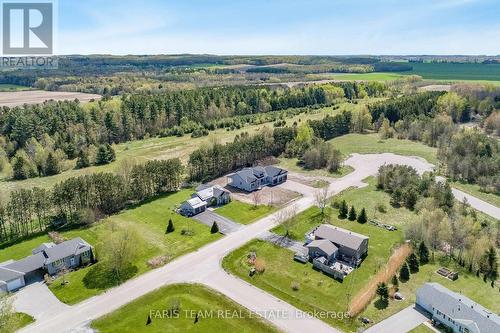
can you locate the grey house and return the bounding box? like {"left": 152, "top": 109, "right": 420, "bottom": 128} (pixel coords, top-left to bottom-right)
{"left": 0, "top": 237, "right": 93, "bottom": 292}
{"left": 305, "top": 224, "right": 369, "bottom": 266}
{"left": 227, "top": 166, "right": 288, "bottom": 192}
{"left": 416, "top": 283, "right": 500, "bottom": 333}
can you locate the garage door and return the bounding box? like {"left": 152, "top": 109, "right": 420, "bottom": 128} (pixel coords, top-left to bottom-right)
{"left": 7, "top": 277, "right": 24, "bottom": 291}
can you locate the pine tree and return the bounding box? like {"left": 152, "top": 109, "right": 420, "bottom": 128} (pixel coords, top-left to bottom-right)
{"left": 391, "top": 275, "right": 399, "bottom": 290}
{"left": 45, "top": 152, "right": 60, "bottom": 176}
{"left": 357, "top": 208, "right": 367, "bottom": 224}
{"left": 76, "top": 150, "right": 90, "bottom": 169}
{"left": 399, "top": 262, "right": 410, "bottom": 281}
{"left": 339, "top": 200, "right": 348, "bottom": 219}
{"left": 407, "top": 253, "right": 420, "bottom": 273}
{"left": 376, "top": 282, "right": 389, "bottom": 302}
{"left": 95, "top": 145, "right": 109, "bottom": 165}
{"left": 13, "top": 156, "right": 27, "bottom": 180}
{"left": 106, "top": 144, "right": 116, "bottom": 162}
{"left": 418, "top": 241, "right": 429, "bottom": 264}
{"left": 348, "top": 206, "right": 357, "bottom": 221}
{"left": 166, "top": 219, "right": 175, "bottom": 234}
{"left": 211, "top": 221, "right": 219, "bottom": 234}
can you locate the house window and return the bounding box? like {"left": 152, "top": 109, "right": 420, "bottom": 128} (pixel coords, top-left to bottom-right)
{"left": 70, "top": 257, "right": 75, "bottom": 266}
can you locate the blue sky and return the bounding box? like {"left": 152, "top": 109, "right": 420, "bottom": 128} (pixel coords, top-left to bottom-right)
{"left": 56, "top": 0, "right": 500, "bottom": 55}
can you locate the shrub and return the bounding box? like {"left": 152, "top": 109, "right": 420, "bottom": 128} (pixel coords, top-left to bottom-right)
{"left": 254, "top": 258, "right": 266, "bottom": 273}
{"left": 376, "top": 202, "right": 387, "bottom": 213}
{"left": 166, "top": 219, "right": 175, "bottom": 234}
{"left": 211, "top": 221, "right": 219, "bottom": 234}
{"left": 291, "top": 281, "right": 300, "bottom": 291}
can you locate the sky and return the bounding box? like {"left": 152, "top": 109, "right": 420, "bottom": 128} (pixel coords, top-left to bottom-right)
{"left": 55, "top": 0, "right": 500, "bottom": 55}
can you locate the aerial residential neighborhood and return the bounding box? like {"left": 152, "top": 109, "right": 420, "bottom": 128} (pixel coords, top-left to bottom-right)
{"left": 0, "top": 1, "right": 499, "bottom": 333}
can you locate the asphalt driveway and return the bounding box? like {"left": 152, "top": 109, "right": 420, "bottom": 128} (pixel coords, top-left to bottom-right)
{"left": 363, "top": 305, "right": 429, "bottom": 333}
{"left": 13, "top": 282, "right": 69, "bottom": 320}
{"left": 192, "top": 210, "right": 242, "bottom": 234}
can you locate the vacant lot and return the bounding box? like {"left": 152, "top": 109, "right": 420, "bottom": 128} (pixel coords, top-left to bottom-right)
{"left": 91, "top": 284, "right": 278, "bottom": 333}
{"left": 215, "top": 200, "right": 277, "bottom": 224}
{"left": 0, "top": 190, "right": 222, "bottom": 304}
{"left": 0, "top": 90, "right": 101, "bottom": 107}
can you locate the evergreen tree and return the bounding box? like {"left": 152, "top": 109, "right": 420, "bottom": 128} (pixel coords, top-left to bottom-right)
{"left": 357, "top": 208, "right": 367, "bottom": 223}
{"left": 348, "top": 206, "right": 357, "bottom": 221}
{"left": 106, "top": 144, "right": 116, "bottom": 162}
{"left": 407, "top": 253, "right": 420, "bottom": 273}
{"left": 166, "top": 219, "right": 175, "bottom": 234}
{"left": 399, "top": 262, "right": 410, "bottom": 281}
{"left": 45, "top": 152, "right": 60, "bottom": 176}
{"left": 95, "top": 145, "right": 109, "bottom": 165}
{"left": 376, "top": 282, "right": 389, "bottom": 303}
{"left": 391, "top": 275, "right": 399, "bottom": 290}
{"left": 76, "top": 150, "right": 90, "bottom": 169}
{"left": 418, "top": 241, "right": 429, "bottom": 264}
{"left": 210, "top": 221, "right": 219, "bottom": 234}
{"left": 339, "top": 200, "right": 348, "bottom": 219}
{"left": 12, "top": 156, "right": 27, "bottom": 180}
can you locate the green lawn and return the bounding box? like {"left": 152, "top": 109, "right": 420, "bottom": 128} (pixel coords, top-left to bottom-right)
{"left": 215, "top": 200, "right": 277, "bottom": 224}
{"left": 223, "top": 177, "right": 429, "bottom": 332}
{"left": 451, "top": 181, "right": 500, "bottom": 208}
{"left": 404, "top": 62, "right": 500, "bottom": 82}
{"left": 328, "top": 134, "right": 438, "bottom": 165}
{"left": 408, "top": 324, "right": 434, "bottom": 333}
{"left": 91, "top": 283, "right": 278, "bottom": 333}
{"left": 0, "top": 190, "right": 222, "bottom": 305}
{"left": 360, "top": 255, "right": 500, "bottom": 330}
{"left": 3, "top": 313, "right": 34, "bottom": 333}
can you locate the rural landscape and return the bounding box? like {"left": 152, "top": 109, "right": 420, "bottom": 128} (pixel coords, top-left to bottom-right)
{"left": 0, "top": 1, "right": 499, "bottom": 333}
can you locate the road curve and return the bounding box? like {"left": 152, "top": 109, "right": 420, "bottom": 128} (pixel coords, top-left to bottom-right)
{"left": 18, "top": 153, "right": 497, "bottom": 333}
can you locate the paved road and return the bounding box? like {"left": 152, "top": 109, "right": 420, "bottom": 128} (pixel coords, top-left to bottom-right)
{"left": 451, "top": 188, "right": 500, "bottom": 220}
{"left": 363, "top": 305, "right": 428, "bottom": 333}
{"left": 192, "top": 210, "right": 243, "bottom": 234}
{"left": 19, "top": 153, "right": 496, "bottom": 333}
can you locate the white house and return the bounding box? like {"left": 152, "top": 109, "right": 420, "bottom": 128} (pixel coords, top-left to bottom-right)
{"left": 180, "top": 197, "right": 207, "bottom": 217}
{"left": 195, "top": 185, "right": 231, "bottom": 206}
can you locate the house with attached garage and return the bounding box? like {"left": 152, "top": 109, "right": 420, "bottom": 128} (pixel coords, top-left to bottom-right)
{"left": 227, "top": 166, "right": 288, "bottom": 192}
{"left": 416, "top": 282, "right": 500, "bottom": 333}
{"left": 180, "top": 185, "right": 231, "bottom": 217}
{"left": 304, "top": 224, "right": 369, "bottom": 280}
{"left": 0, "top": 237, "right": 94, "bottom": 292}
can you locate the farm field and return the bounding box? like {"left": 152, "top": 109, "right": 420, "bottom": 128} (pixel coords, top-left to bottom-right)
{"left": 0, "top": 190, "right": 222, "bottom": 304}
{"left": 224, "top": 180, "right": 411, "bottom": 332}
{"left": 215, "top": 200, "right": 277, "bottom": 225}
{"left": 403, "top": 62, "right": 500, "bottom": 81}
{"left": 0, "top": 90, "right": 101, "bottom": 107}
{"left": 0, "top": 84, "right": 32, "bottom": 92}
{"left": 91, "top": 284, "right": 278, "bottom": 333}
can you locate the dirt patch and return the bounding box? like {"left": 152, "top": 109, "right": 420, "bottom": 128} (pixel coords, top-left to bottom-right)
{"left": 206, "top": 176, "right": 301, "bottom": 206}
{"left": 418, "top": 84, "right": 451, "bottom": 92}
{"left": 288, "top": 172, "right": 331, "bottom": 188}
{"left": 348, "top": 243, "right": 412, "bottom": 317}
{"left": 0, "top": 90, "right": 101, "bottom": 107}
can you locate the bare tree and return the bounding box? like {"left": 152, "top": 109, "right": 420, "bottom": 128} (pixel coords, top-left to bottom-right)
{"left": 252, "top": 191, "right": 262, "bottom": 207}
{"left": 0, "top": 294, "right": 18, "bottom": 331}
{"left": 275, "top": 204, "right": 298, "bottom": 237}
{"left": 314, "top": 187, "right": 329, "bottom": 215}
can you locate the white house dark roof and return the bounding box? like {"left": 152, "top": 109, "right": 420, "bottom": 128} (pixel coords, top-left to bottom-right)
{"left": 230, "top": 166, "right": 287, "bottom": 183}
{"left": 4, "top": 252, "right": 46, "bottom": 274}
{"left": 185, "top": 197, "right": 207, "bottom": 209}
{"left": 44, "top": 237, "right": 92, "bottom": 264}
{"left": 0, "top": 266, "right": 24, "bottom": 282}
{"left": 417, "top": 283, "right": 500, "bottom": 333}
{"left": 314, "top": 225, "right": 368, "bottom": 251}
{"left": 196, "top": 185, "right": 229, "bottom": 201}
{"left": 307, "top": 239, "right": 338, "bottom": 257}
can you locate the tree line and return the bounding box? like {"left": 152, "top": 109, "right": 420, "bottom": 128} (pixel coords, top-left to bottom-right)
{"left": 0, "top": 158, "right": 183, "bottom": 243}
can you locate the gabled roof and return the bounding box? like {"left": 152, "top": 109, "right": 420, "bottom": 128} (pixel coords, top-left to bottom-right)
{"left": 185, "top": 197, "right": 207, "bottom": 209}
{"left": 196, "top": 185, "right": 229, "bottom": 201}
{"left": 417, "top": 283, "right": 500, "bottom": 333}
{"left": 314, "top": 225, "right": 368, "bottom": 251}
{"left": 32, "top": 242, "right": 55, "bottom": 255}
{"left": 43, "top": 237, "right": 92, "bottom": 264}
{"left": 0, "top": 266, "right": 24, "bottom": 282}
{"left": 4, "top": 252, "right": 46, "bottom": 274}
{"left": 307, "top": 239, "right": 338, "bottom": 257}
{"left": 264, "top": 165, "right": 287, "bottom": 177}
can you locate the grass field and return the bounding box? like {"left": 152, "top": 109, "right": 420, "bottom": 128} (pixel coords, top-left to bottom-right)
{"left": 91, "top": 284, "right": 278, "bottom": 333}
{"left": 3, "top": 313, "right": 34, "bottom": 333}
{"left": 408, "top": 324, "right": 434, "bottom": 333}
{"left": 224, "top": 179, "right": 411, "bottom": 332}
{"left": 0, "top": 190, "right": 222, "bottom": 304}
{"left": 404, "top": 62, "right": 500, "bottom": 82}
{"left": 361, "top": 255, "right": 500, "bottom": 330}
{"left": 215, "top": 201, "right": 277, "bottom": 224}
{"left": 0, "top": 84, "right": 31, "bottom": 92}
{"left": 328, "top": 134, "right": 438, "bottom": 165}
